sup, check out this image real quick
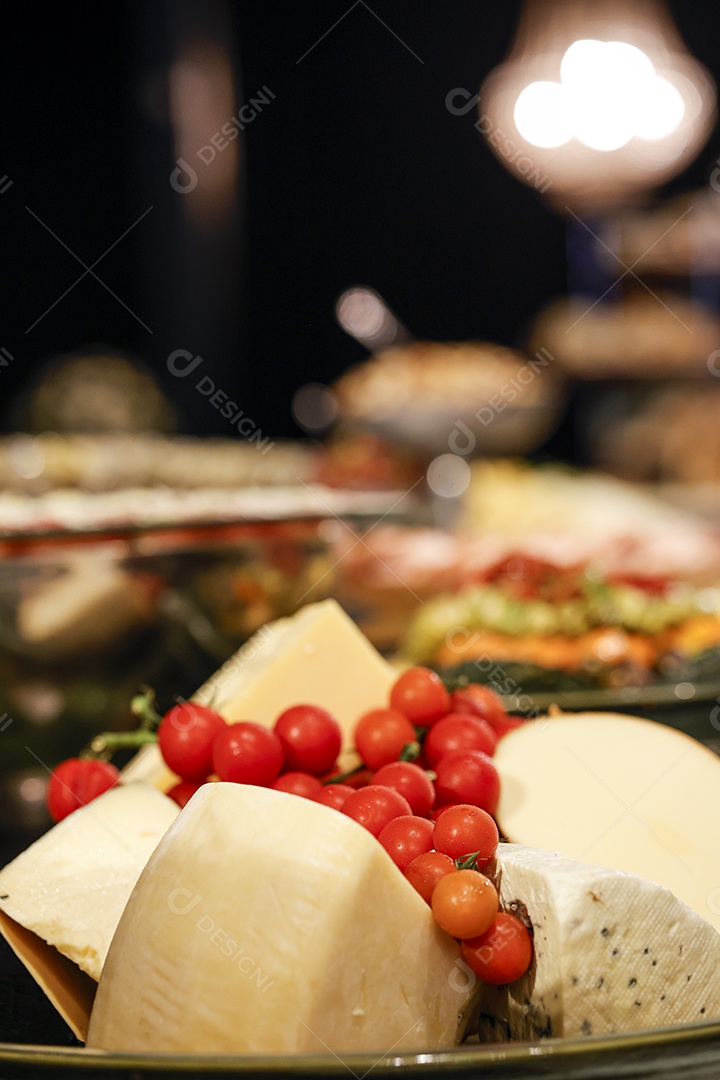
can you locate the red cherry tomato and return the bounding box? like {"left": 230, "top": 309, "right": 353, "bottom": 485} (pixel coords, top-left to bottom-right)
{"left": 315, "top": 783, "right": 354, "bottom": 810}
{"left": 273, "top": 704, "right": 342, "bottom": 776}
{"left": 341, "top": 784, "right": 412, "bottom": 837}
{"left": 434, "top": 750, "right": 500, "bottom": 815}
{"left": 432, "top": 804, "right": 499, "bottom": 865}
{"left": 377, "top": 815, "right": 434, "bottom": 872}
{"left": 431, "top": 869, "right": 499, "bottom": 939}
{"left": 270, "top": 771, "right": 323, "bottom": 800}
{"left": 212, "top": 723, "right": 283, "bottom": 786}
{"left": 46, "top": 758, "right": 120, "bottom": 822}
{"left": 404, "top": 851, "right": 456, "bottom": 904}
{"left": 390, "top": 667, "right": 451, "bottom": 726}
{"left": 371, "top": 761, "right": 435, "bottom": 817}
{"left": 354, "top": 708, "right": 417, "bottom": 771}
{"left": 461, "top": 912, "right": 533, "bottom": 984}
{"left": 494, "top": 715, "right": 526, "bottom": 739}
{"left": 158, "top": 702, "right": 226, "bottom": 781}
{"left": 450, "top": 685, "right": 507, "bottom": 730}
{"left": 166, "top": 779, "right": 204, "bottom": 809}
{"left": 423, "top": 713, "right": 497, "bottom": 768}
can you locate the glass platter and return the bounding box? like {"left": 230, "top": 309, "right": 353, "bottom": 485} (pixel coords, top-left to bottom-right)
{"left": 4, "top": 1021, "right": 720, "bottom": 1080}
{"left": 439, "top": 663, "right": 720, "bottom": 748}
{"left": 496, "top": 681, "right": 720, "bottom": 752}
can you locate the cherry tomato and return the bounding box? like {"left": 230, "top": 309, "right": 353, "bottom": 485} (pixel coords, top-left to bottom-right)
{"left": 450, "top": 685, "right": 507, "bottom": 730}
{"left": 377, "top": 815, "right": 434, "bottom": 872}
{"left": 212, "top": 723, "right": 283, "bottom": 786}
{"left": 390, "top": 667, "right": 451, "bottom": 726}
{"left": 341, "top": 784, "right": 412, "bottom": 837}
{"left": 158, "top": 702, "right": 226, "bottom": 781}
{"left": 166, "top": 779, "right": 204, "bottom": 809}
{"left": 46, "top": 758, "right": 120, "bottom": 822}
{"left": 273, "top": 704, "right": 342, "bottom": 776}
{"left": 461, "top": 912, "right": 533, "bottom": 984}
{"left": 315, "top": 783, "right": 354, "bottom": 810}
{"left": 494, "top": 716, "right": 526, "bottom": 740}
{"left": 404, "top": 851, "right": 456, "bottom": 904}
{"left": 371, "top": 761, "right": 435, "bottom": 817}
{"left": 354, "top": 709, "right": 417, "bottom": 771}
{"left": 423, "top": 713, "right": 497, "bottom": 768}
{"left": 432, "top": 804, "right": 499, "bottom": 865}
{"left": 431, "top": 869, "right": 499, "bottom": 939}
{"left": 270, "top": 771, "right": 323, "bottom": 800}
{"left": 434, "top": 750, "right": 500, "bottom": 815}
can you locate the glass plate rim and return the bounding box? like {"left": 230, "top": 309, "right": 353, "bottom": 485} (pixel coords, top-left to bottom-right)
{"left": 3, "top": 1017, "right": 720, "bottom": 1074}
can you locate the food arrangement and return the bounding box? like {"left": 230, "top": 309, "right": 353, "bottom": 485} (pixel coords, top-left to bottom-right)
{"left": 1, "top": 599, "right": 720, "bottom": 1059}
{"left": 332, "top": 341, "right": 563, "bottom": 456}
{"left": 402, "top": 554, "right": 720, "bottom": 688}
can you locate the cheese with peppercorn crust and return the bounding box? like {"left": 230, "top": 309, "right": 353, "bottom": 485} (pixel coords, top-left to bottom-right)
{"left": 477, "top": 844, "right": 720, "bottom": 1040}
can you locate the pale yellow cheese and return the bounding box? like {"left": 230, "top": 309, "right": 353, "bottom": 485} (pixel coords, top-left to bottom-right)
{"left": 87, "top": 783, "right": 473, "bottom": 1054}
{"left": 194, "top": 598, "right": 396, "bottom": 731}
{"left": 495, "top": 712, "right": 720, "bottom": 931}
{"left": 0, "top": 784, "right": 178, "bottom": 981}
{"left": 122, "top": 599, "right": 395, "bottom": 790}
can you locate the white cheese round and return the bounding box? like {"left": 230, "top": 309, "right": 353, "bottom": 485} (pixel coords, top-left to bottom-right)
{"left": 86, "top": 783, "right": 470, "bottom": 1055}
{"left": 495, "top": 711, "right": 720, "bottom": 930}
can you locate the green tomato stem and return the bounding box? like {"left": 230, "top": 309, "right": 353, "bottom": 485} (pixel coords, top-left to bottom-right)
{"left": 399, "top": 741, "right": 421, "bottom": 762}
{"left": 322, "top": 763, "right": 365, "bottom": 785}
{"left": 82, "top": 729, "right": 158, "bottom": 760}
{"left": 455, "top": 851, "right": 481, "bottom": 871}
{"left": 131, "top": 686, "right": 162, "bottom": 731}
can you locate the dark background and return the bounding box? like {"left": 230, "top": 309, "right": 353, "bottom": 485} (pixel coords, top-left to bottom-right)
{"left": 1, "top": 1, "right": 720, "bottom": 444}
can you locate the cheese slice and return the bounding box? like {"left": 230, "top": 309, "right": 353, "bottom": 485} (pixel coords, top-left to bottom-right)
{"left": 122, "top": 598, "right": 395, "bottom": 790}
{"left": 87, "top": 783, "right": 474, "bottom": 1054}
{"left": 476, "top": 844, "right": 720, "bottom": 1039}
{"left": 494, "top": 712, "right": 720, "bottom": 931}
{"left": 18, "top": 560, "right": 153, "bottom": 658}
{"left": 0, "top": 784, "right": 178, "bottom": 983}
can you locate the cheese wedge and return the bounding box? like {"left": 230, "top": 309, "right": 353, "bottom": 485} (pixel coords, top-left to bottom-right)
{"left": 0, "top": 784, "right": 178, "bottom": 982}
{"left": 122, "top": 598, "right": 395, "bottom": 790}
{"left": 87, "top": 783, "right": 474, "bottom": 1054}
{"left": 494, "top": 712, "right": 720, "bottom": 931}
{"left": 475, "top": 844, "right": 720, "bottom": 1040}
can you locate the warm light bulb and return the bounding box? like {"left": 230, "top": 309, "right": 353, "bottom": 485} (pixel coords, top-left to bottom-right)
{"left": 563, "top": 40, "right": 655, "bottom": 151}
{"left": 516, "top": 38, "right": 688, "bottom": 153}
{"left": 635, "top": 75, "right": 685, "bottom": 140}
{"left": 479, "top": 0, "right": 717, "bottom": 208}
{"left": 514, "top": 81, "right": 572, "bottom": 148}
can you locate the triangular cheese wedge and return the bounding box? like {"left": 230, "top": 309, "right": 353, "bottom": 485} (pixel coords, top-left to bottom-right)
{"left": 122, "top": 598, "right": 395, "bottom": 790}
{"left": 0, "top": 784, "right": 178, "bottom": 1040}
